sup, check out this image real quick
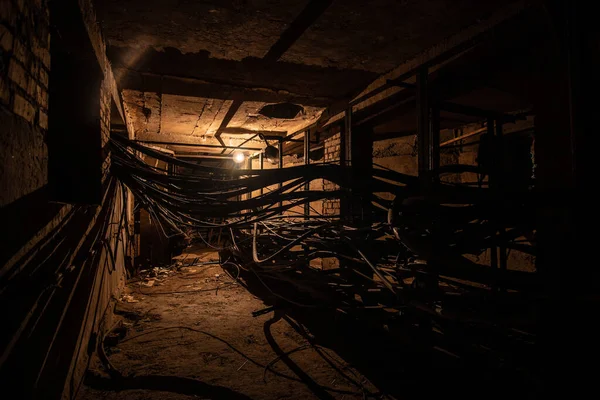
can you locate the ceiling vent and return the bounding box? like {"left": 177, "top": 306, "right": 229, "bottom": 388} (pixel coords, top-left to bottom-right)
{"left": 259, "top": 103, "right": 304, "bottom": 119}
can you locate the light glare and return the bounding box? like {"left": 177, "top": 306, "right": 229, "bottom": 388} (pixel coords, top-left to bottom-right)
{"left": 233, "top": 152, "right": 245, "bottom": 164}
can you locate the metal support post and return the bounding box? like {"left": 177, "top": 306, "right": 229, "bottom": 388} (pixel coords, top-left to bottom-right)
{"left": 417, "top": 68, "right": 430, "bottom": 183}
{"left": 487, "top": 118, "right": 499, "bottom": 285}
{"left": 340, "top": 107, "right": 352, "bottom": 219}
{"left": 342, "top": 107, "right": 352, "bottom": 167}
{"left": 278, "top": 139, "right": 283, "bottom": 212}
{"left": 431, "top": 103, "right": 440, "bottom": 182}
{"left": 259, "top": 152, "right": 264, "bottom": 196}
{"left": 495, "top": 121, "right": 507, "bottom": 279}
{"left": 304, "top": 129, "right": 310, "bottom": 219}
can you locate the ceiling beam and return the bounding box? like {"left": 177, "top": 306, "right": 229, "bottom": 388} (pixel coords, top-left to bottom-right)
{"left": 315, "top": 1, "right": 532, "bottom": 131}
{"left": 135, "top": 139, "right": 262, "bottom": 151}
{"left": 116, "top": 69, "right": 335, "bottom": 107}
{"left": 109, "top": 46, "right": 376, "bottom": 102}
{"left": 263, "top": 0, "right": 334, "bottom": 62}
{"left": 215, "top": 0, "right": 334, "bottom": 152}
{"left": 221, "top": 127, "right": 287, "bottom": 136}
{"left": 214, "top": 98, "right": 243, "bottom": 147}
{"left": 176, "top": 154, "right": 237, "bottom": 160}
{"left": 223, "top": 134, "right": 259, "bottom": 157}
{"left": 373, "top": 131, "right": 416, "bottom": 142}
{"left": 438, "top": 102, "right": 521, "bottom": 122}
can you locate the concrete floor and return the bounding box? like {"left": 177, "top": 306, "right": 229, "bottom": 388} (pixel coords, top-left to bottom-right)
{"left": 77, "top": 249, "right": 380, "bottom": 400}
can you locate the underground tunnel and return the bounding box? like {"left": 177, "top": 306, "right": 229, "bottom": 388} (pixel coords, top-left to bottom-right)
{"left": 0, "top": 0, "right": 595, "bottom": 399}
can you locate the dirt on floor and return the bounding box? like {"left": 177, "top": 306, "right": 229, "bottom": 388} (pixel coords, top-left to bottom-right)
{"left": 77, "top": 249, "right": 380, "bottom": 400}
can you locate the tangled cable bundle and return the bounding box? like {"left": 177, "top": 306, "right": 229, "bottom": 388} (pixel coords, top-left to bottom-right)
{"left": 111, "top": 135, "right": 422, "bottom": 229}
{"left": 111, "top": 135, "right": 538, "bottom": 366}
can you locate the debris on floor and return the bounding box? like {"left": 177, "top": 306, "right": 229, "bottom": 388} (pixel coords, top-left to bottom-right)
{"left": 119, "top": 294, "right": 139, "bottom": 303}
{"left": 78, "top": 251, "right": 380, "bottom": 400}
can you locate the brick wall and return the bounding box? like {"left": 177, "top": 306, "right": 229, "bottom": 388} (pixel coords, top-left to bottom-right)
{"left": 373, "top": 123, "right": 534, "bottom": 273}
{"left": 322, "top": 132, "right": 341, "bottom": 217}
{"left": 0, "top": 1, "right": 131, "bottom": 398}
{"left": 0, "top": 1, "right": 50, "bottom": 130}
{"left": 447, "top": 120, "right": 535, "bottom": 273}
{"left": 319, "top": 133, "right": 342, "bottom": 269}
{"left": 1, "top": 0, "right": 51, "bottom": 206}
{"left": 101, "top": 77, "right": 112, "bottom": 180}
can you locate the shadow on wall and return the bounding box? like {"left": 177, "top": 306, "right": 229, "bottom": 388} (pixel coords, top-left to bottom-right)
{"left": 0, "top": 179, "right": 130, "bottom": 399}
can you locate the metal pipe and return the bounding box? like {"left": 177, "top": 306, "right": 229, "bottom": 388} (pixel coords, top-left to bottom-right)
{"left": 440, "top": 127, "right": 487, "bottom": 147}
{"left": 176, "top": 154, "right": 236, "bottom": 160}
{"left": 135, "top": 140, "right": 262, "bottom": 151}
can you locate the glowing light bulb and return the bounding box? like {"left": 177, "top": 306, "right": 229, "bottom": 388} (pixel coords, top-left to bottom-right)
{"left": 232, "top": 152, "right": 245, "bottom": 164}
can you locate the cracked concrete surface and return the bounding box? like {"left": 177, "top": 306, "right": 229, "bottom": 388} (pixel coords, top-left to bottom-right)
{"left": 95, "top": 0, "right": 308, "bottom": 60}
{"left": 94, "top": 0, "right": 522, "bottom": 152}
{"left": 124, "top": 90, "right": 324, "bottom": 149}
{"left": 95, "top": 0, "right": 518, "bottom": 73}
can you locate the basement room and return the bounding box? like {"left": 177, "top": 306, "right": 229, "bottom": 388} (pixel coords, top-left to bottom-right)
{"left": 0, "top": 1, "right": 594, "bottom": 399}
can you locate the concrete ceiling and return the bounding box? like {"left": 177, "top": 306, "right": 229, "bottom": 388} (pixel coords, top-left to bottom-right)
{"left": 123, "top": 90, "right": 323, "bottom": 148}
{"left": 95, "top": 0, "right": 519, "bottom": 72}
{"left": 94, "top": 0, "right": 522, "bottom": 157}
